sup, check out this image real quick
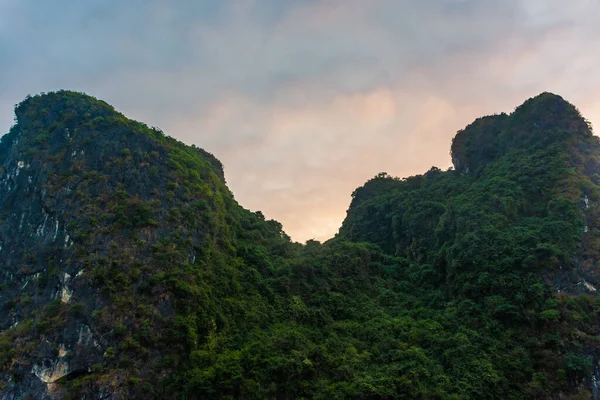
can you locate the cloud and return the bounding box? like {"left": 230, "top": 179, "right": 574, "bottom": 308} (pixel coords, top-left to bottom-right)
{"left": 1, "top": 0, "right": 600, "bottom": 241}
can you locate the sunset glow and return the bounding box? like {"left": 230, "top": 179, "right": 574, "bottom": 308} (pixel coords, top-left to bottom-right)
{"left": 1, "top": 0, "right": 599, "bottom": 241}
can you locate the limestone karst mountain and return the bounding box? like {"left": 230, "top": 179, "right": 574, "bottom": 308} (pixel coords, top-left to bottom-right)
{"left": 1, "top": 91, "right": 600, "bottom": 399}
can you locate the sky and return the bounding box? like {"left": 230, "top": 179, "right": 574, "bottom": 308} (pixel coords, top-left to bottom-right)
{"left": 1, "top": 0, "right": 600, "bottom": 242}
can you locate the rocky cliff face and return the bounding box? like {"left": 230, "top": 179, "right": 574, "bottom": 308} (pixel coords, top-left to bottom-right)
{"left": 0, "top": 91, "right": 233, "bottom": 398}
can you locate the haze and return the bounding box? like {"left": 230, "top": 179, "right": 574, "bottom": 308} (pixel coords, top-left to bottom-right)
{"left": 1, "top": 0, "right": 599, "bottom": 242}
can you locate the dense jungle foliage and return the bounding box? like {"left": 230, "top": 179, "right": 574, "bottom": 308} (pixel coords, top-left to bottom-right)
{"left": 1, "top": 91, "right": 600, "bottom": 399}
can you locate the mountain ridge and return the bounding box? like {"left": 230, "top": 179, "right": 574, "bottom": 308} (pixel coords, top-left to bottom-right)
{"left": 2, "top": 90, "right": 600, "bottom": 399}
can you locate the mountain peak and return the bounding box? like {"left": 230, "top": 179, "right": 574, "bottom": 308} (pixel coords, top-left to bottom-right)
{"left": 451, "top": 92, "right": 592, "bottom": 172}
{"left": 6, "top": 90, "right": 226, "bottom": 182}
{"left": 511, "top": 91, "right": 587, "bottom": 129}
{"left": 526, "top": 91, "right": 566, "bottom": 102}
{"left": 15, "top": 90, "right": 117, "bottom": 123}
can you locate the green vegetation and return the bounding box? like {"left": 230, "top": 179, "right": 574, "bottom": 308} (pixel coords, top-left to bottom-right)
{"left": 1, "top": 91, "right": 599, "bottom": 399}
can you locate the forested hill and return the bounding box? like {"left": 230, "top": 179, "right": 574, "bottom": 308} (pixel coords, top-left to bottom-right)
{"left": 1, "top": 91, "right": 600, "bottom": 400}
